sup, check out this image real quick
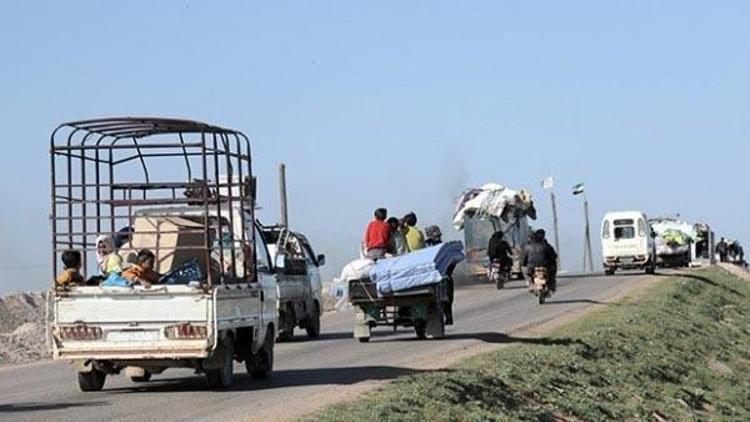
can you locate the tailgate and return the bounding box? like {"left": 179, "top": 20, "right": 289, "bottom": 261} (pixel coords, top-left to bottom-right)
{"left": 53, "top": 285, "right": 213, "bottom": 360}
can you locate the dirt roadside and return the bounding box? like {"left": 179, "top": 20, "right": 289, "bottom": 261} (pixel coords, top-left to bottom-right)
{"left": 248, "top": 272, "right": 667, "bottom": 422}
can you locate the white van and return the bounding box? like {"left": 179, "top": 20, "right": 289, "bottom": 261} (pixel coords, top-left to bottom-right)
{"left": 601, "top": 211, "right": 656, "bottom": 275}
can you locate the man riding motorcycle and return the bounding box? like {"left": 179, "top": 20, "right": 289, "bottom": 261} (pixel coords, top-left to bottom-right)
{"left": 487, "top": 230, "right": 513, "bottom": 271}
{"left": 523, "top": 229, "right": 558, "bottom": 291}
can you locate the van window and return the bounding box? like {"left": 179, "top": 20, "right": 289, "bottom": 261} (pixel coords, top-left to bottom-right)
{"left": 614, "top": 226, "right": 635, "bottom": 239}
{"left": 602, "top": 220, "right": 610, "bottom": 239}
{"left": 638, "top": 219, "right": 646, "bottom": 237}
{"left": 613, "top": 219, "right": 634, "bottom": 226}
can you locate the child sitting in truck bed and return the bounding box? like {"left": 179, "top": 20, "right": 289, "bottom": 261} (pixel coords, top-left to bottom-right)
{"left": 122, "top": 249, "right": 161, "bottom": 288}
{"left": 56, "top": 250, "right": 85, "bottom": 288}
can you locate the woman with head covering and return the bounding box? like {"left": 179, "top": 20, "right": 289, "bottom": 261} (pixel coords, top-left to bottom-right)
{"left": 96, "top": 235, "right": 124, "bottom": 276}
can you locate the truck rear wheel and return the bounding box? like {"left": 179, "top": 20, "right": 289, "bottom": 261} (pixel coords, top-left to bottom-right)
{"left": 78, "top": 369, "right": 106, "bottom": 392}
{"left": 130, "top": 372, "right": 152, "bottom": 383}
{"left": 206, "top": 340, "right": 234, "bottom": 389}
{"left": 247, "top": 326, "right": 274, "bottom": 379}
{"left": 305, "top": 305, "right": 321, "bottom": 339}
{"left": 414, "top": 319, "right": 427, "bottom": 339}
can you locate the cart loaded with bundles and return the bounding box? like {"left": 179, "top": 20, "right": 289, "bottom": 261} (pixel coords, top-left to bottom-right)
{"left": 345, "top": 241, "right": 465, "bottom": 342}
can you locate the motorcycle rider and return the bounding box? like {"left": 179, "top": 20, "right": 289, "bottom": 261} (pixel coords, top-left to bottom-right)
{"left": 487, "top": 229, "right": 513, "bottom": 271}
{"left": 523, "top": 229, "right": 558, "bottom": 291}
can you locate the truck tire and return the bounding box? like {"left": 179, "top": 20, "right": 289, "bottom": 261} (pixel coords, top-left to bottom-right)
{"left": 206, "top": 339, "right": 234, "bottom": 389}
{"left": 605, "top": 268, "right": 615, "bottom": 276}
{"left": 247, "top": 326, "right": 274, "bottom": 379}
{"left": 78, "top": 369, "right": 106, "bottom": 392}
{"left": 645, "top": 260, "right": 656, "bottom": 274}
{"left": 277, "top": 329, "right": 294, "bottom": 342}
{"left": 130, "top": 372, "right": 152, "bottom": 383}
{"left": 305, "top": 305, "right": 321, "bottom": 339}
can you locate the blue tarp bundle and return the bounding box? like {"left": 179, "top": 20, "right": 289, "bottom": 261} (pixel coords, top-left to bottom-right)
{"left": 371, "top": 241, "right": 465, "bottom": 296}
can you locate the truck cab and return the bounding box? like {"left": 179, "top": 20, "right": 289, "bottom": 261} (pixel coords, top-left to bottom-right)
{"left": 259, "top": 224, "right": 325, "bottom": 340}
{"left": 50, "top": 118, "right": 277, "bottom": 391}
{"left": 601, "top": 210, "right": 656, "bottom": 275}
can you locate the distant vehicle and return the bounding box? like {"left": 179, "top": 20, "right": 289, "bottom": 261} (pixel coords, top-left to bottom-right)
{"left": 259, "top": 224, "right": 325, "bottom": 341}
{"left": 49, "top": 118, "right": 276, "bottom": 391}
{"left": 601, "top": 210, "right": 656, "bottom": 275}
{"left": 649, "top": 217, "right": 694, "bottom": 268}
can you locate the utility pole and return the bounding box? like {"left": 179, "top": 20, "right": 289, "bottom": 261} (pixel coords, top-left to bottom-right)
{"left": 542, "top": 174, "right": 561, "bottom": 270}
{"left": 279, "top": 163, "right": 289, "bottom": 227}
{"left": 583, "top": 193, "right": 593, "bottom": 272}
{"left": 551, "top": 190, "right": 561, "bottom": 270}
{"left": 572, "top": 182, "right": 593, "bottom": 272}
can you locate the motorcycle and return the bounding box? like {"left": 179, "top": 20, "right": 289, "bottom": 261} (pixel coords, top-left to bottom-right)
{"left": 530, "top": 266, "right": 552, "bottom": 304}
{"left": 487, "top": 259, "right": 510, "bottom": 289}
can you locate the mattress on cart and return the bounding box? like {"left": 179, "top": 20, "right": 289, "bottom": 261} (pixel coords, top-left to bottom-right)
{"left": 371, "top": 241, "right": 465, "bottom": 296}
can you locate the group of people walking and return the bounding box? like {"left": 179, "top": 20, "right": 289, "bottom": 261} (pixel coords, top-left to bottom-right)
{"left": 363, "top": 208, "right": 442, "bottom": 260}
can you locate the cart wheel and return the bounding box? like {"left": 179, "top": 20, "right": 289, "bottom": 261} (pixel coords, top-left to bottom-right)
{"left": 414, "top": 319, "right": 427, "bottom": 339}
{"left": 426, "top": 304, "right": 445, "bottom": 339}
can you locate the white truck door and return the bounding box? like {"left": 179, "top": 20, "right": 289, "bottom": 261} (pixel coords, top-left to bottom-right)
{"left": 252, "top": 223, "right": 278, "bottom": 333}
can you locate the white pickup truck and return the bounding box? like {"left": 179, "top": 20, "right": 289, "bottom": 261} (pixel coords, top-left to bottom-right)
{"left": 49, "top": 118, "right": 277, "bottom": 390}
{"left": 260, "top": 224, "right": 325, "bottom": 341}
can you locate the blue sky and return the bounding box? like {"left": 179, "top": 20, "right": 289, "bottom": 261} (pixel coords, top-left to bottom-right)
{"left": 0, "top": 1, "right": 748, "bottom": 293}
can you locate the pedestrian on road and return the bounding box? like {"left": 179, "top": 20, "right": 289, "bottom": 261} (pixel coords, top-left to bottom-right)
{"left": 364, "top": 208, "right": 391, "bottom": 260}
{"left": 717, "top": 237, "right": 728, "bottom": 263}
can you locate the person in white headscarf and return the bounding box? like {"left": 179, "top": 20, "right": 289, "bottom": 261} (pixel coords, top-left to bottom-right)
{"left": 96, "top": 235, "right": 123, "bottom": 276}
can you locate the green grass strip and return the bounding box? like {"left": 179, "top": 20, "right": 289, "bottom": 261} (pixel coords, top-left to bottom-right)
{"left": 311, "top": 268, "right": 750, "bottom": 421}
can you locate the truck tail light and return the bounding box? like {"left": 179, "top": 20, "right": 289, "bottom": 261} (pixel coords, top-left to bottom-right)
{"left": 58, "top": 325, "right": 103, "bottom": 341}
{"left": 165, "top": 323, "right": 208, "bottom": 340}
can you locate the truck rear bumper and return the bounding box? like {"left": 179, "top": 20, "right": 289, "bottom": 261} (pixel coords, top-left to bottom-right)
{"left": 54, "top": 340, "right": 210, "bottom": 360}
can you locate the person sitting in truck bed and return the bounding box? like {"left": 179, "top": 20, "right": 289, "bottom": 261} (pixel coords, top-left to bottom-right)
{"left": 56, "top": 250, "right": 85, "bottom": 288}
{"left": 387, "top": 217, "right": 409, "bottom": 256}
{"left": 403, "top": 212, "right": 425, "bottom": 251}
{"left": 96, "top": 235, "right": 124, "bottom": 276}
{"left": 364, "top": 208, "right": 391, "bottom": 260}
{"left": 122, "top": 249, "right": 161, "bottom": 288}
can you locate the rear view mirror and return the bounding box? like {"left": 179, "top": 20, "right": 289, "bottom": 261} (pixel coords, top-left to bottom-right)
{"left": 274, "top": 254, "right": 286, "bottom": 270}
{"left": 317, "top": 254, "right": 326, "bottom": 266}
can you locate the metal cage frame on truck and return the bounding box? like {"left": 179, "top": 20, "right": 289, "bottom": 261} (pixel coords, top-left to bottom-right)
{"left": 50, "top": 117, "right": 256, "bottom": 287}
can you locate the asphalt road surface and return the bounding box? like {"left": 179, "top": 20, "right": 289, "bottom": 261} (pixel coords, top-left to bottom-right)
{"left": 0, "top": 271, "right": 655, "bottom": 422}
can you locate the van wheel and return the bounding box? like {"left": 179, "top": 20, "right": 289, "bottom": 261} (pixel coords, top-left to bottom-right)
{"left": 130, "top": 372, "right": 152, "bottom": 383}
{"left": 78, "top": 369, "right": 106, "bottom": 392}
{"left": 605, "top": 268, "right": 615, "bottom": 276}
{"left": 305, "top": 305, "right": 321, "bottom": 339}
{"left": 247, "top": 326, "right": 274, "bottom": 379}
{"left": 645, "top": 262, "right": 656, "bottom": 274}
{"left": 206, "top": 340, "right": 234, "bottom": 389}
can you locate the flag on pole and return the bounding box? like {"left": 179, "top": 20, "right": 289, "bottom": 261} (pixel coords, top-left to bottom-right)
{"left": 572, "top": 182, "right": 585, "bottom": 195}
{"left": 541, "top": 176, "right": 554, "bottom": 190}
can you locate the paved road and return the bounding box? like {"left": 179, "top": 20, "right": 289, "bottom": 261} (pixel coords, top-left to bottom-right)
{"left": 0, "top": 272, "right": 653, "bottom": 421}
